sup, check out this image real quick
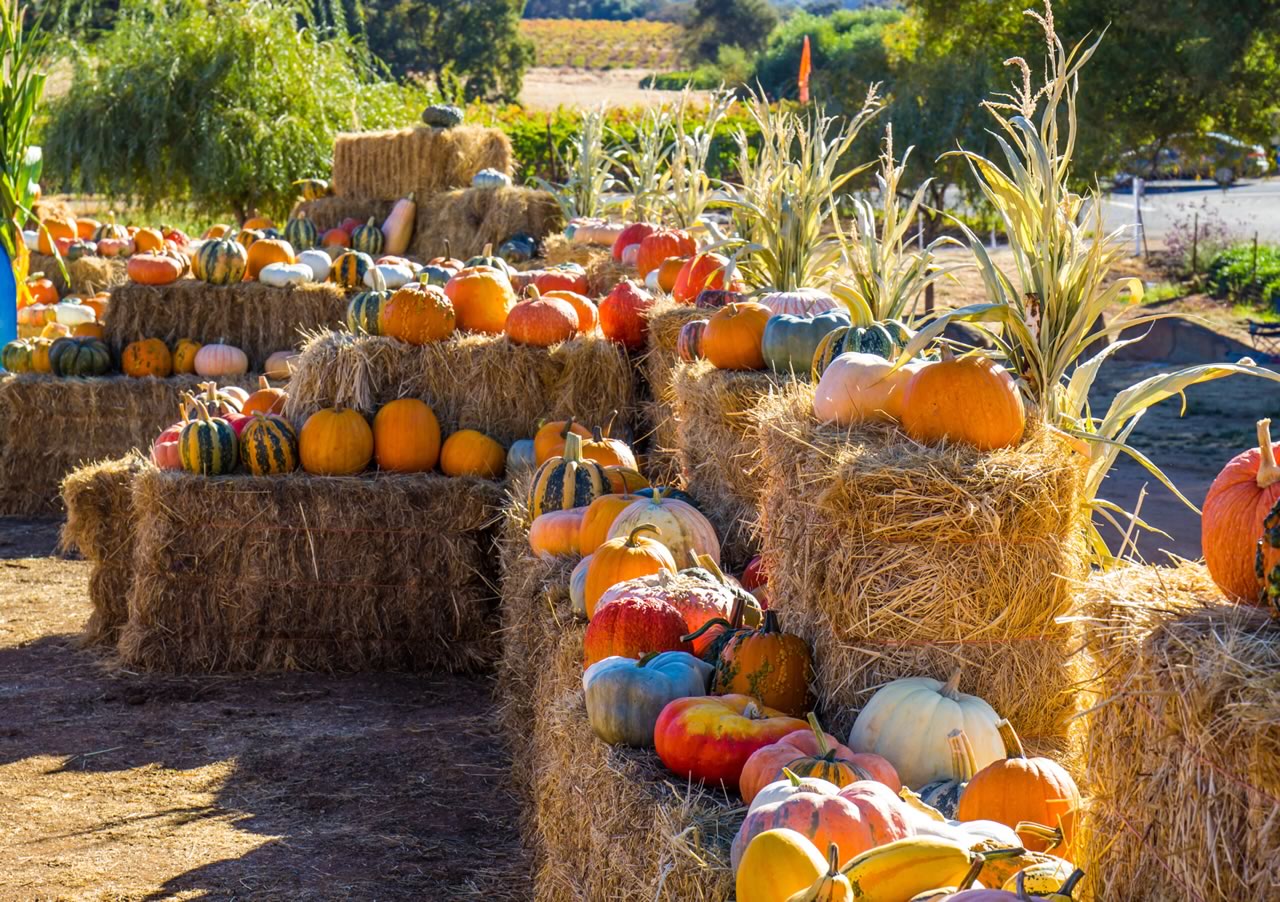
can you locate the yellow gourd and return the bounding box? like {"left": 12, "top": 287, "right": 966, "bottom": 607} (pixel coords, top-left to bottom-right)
{"left": 736, "top": 828, "right": 827, "bottom": 902}
{"left": 381, "top": 192, "right": 417, "bottom": 255}
{"left": 785, "top": 844, "right": 853, "bottom": 902}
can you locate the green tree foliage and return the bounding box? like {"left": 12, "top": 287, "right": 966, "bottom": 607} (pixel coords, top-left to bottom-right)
{"left": 362, "top": 0, "right": 533, "bottom": 101}
{"left": 686, "top": 0, "right": 778, "bottom": 62}
{"left": 41, "top": 0, "right": 430, "bottom": 221}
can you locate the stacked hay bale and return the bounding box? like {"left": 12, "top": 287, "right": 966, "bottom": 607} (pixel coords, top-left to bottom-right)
{"left": 640, "top": 298, "right": 705, "bottom": 484}
{"left": 757, "top": 385, "right": 1089, "bottom": 745}
{"left": 28, "top": 252, "right": 128, "bottom": 297}
{"left": 1078, "top": 562, "right": 1280, "bottom": 901}
{"left": 294, "top": 123, "right": 562, "bottom": 260}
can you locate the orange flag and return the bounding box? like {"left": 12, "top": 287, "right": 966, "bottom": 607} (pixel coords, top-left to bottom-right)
{"left": 798, "top": 35, "right": 812, "bottom": 104}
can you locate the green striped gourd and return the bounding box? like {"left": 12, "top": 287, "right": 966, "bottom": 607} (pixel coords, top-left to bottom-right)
{"left": 810, "top": 326, "right": 859, "bottom": 381}
{"left": 292, "top": 178, "right": 331, "bottom": 200}
{"left": 2, "top": 340, "right": 33, "bottom": 373}
{"left": 195, "top": 237, "right": 248, "bottom": 286}
{"left": 350, "top": 218, "right": 384, "bottom": 256}
{"left": 917, "top": 729, "right": 977, "bottom": 819}
{"left": 179, "top": 396, "right": 239, "bottom": 475}
{"left": 332, "top": 251, "right": 373, "bottom": 289}
{"left": 345, "top": 267, "right": 390, "bottom": 334}
{"left": 240, "top": 411, "right": 299, "bottom": 475}
{"left": 528, "top": 431, "right": 608, "bottom": 518}
{"left": 49, "top": 337, "right": 111, "bottom": 377}
{"left": 284, "top": 213, "right": 319, "bottom": 251}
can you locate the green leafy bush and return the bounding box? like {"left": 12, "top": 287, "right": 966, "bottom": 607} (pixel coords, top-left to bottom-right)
{"left": 1206, "top": 244, "right": 1280, "bottom": 299}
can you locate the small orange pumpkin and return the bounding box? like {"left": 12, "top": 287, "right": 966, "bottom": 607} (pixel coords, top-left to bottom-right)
{"left": 529, "top": 508, "right": 588, "bottom": 557}
{"left": 172, "top": 338, "right": 202, "bottom": 374}
{"left": 26, "top": 275, "right": 58, "bottom": 305}
{"left": 581, "top": 425, "right": 637, "bottom": 469}
{"left": 127, "top": 253, "right": 184, "bottom": 286}
{"left": 299, "top": 406, "right": 374, "bottom": 476}
{"left": 584, "top": 524, "right": 678, "bottom": 619}
{"left": 440, "top": 429, "right": 506, "bottom": 479}
{"left": 578, "top": 493, "right": 643, "bottom": 555}
{"left": 132, "top": 227, "right": 165, "bottom": 254}
{"left": 543, "top": 290, "right": 598, "bottom": 332}
{"left": 381, "top": 283, "right": 456, "bottom": 345}
{"left": 703, "top": 301, "right": 772, "bottom": 371}
{"left": 75, "top": 218, "right": 100, "bottom": 240}
{"left": 711, "top": 609, "right": 813, "bottom": 717}
{"left": 242, "top": 216, "right": 275, "bottom": 231}
{"left": 245, "top": 238, "right": 296, "bottom": 280}
{"left": 372, "top": 398, "right": 441, "bottom": 473}
{"left": 38, "top": 218, "right": 77, "bottom": 255}
{"left": 901, "top": 356, "right": 1026, "bottom": 451}
{"left": 505, "top": 290, "right": 579, "bottom": 347}
{"left": 604, "top": 466, "right": 649, "bottom": 494}
{"left": 534, "top": 417, "right": 593, "bottom": 464}
{"left": 241, "top": 375, "right": 288, "bottom": 417}
{"left": 121, "top": 338, "right": 173, "bottom": 378}
{"left": 444, "top": 267, "right": 515, "bottom": 334}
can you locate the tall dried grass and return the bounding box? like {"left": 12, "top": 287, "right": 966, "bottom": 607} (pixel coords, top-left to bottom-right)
{"left": 412, "top": 187, "right": 563, "bottom": 261}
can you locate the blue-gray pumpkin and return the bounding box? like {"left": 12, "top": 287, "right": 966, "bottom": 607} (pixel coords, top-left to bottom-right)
{"left": 761, "top": 309, "right": 852, "bottom": 377}
{"left": 583, "top": 651, "right": 714, "bottom": 747}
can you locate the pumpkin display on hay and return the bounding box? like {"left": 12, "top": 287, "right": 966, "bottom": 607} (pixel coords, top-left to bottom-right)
{"left": 27, "top": 251, "right": 127, "bottom": 297}
{"left": 1077, "top": 561, "right": 1280, "bottom": 902}
{"left": 329, "top": 124, "right": 513, "bottom": 200}
{"left": 411, "top": 186, "right": 563, "bottom": 262}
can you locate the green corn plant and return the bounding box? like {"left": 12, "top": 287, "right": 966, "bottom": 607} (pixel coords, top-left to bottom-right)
{"left": 661, "top": 88, "right": 734, "bottom": 230}
{"left": 899, "top": 0, "right": 1280, "bottom": 563}
{"left": 719, "top": 87, "right": 881, "bottom": 291}
{"left": 830, "top": 126, "right": 965, "bottom": 326}
{"left": 536, "top": 106, "right": 618, "bottom": 221}
{"left": 728, "top": 101, "right": 795, "bottom": 250}
{"left": 612, "top": 105, "right": 673, "bottom": 223}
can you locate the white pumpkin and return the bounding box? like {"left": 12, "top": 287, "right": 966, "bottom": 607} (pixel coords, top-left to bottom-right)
{"left": 621, "top": 243, "right": 641, "bottom": 267}
{"left": 296, "top": 249, "right": 332, "bottom": 282}
{"left": 193, "top": 343, "right": 249, "bottom": 377}
{"left": 760, "top": 287, "right": 839, "bottom": 317}
{"left": 472, "top": 167, "right": 513, "bottom": 189}
{"left": 53, "top": 302, "right": 97, "bottom": 326}
{"left": 23, "top": 229, "right": 39, "bottom": 251}
{"left": 644, "top": 268, "right": 663, "bottom": 293}
{"left": 814, "top": 353, "right": 924, "bottom": 425}
{"left": 569, "top": 554, "right": 592, "bottom": 619}
{"left": 605, "top": 493, "right": 720, "bottom": 569}
{"left": 848, "top": 672, "right": 1005, "bottom": 789}
{"left": 259, "top": 262, "right": 312, "bottom": 288}
{"left": 264, "top": 350, "right": 299, "bottom": 380}
{"left": 364, "top": 262, "right": 413, "bottom": 290}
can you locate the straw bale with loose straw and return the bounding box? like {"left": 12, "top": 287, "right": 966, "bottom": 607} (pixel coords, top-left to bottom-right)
{"left": 290, "top": 196, "right": 393, "bottom": 233}
{"left": 641, "top": 298, "right": 706, "bottom": 485}
{"left": 283, "top": 330, "right": 636, "bottom": 446}
{"left": 331, "top": 125, "right": 513, "bottom": 200}
{"left": 59, "top": 453, "right": 149, "bottom": 647}
{"left": 529, "top": 601, "right": 740, "bottom": 901}
{"left": 670, "top": 360, "right": 778, "bottom": 570}
{"left": 104, "top": 280, "right": 347, "bottom": 370}
{"left": 1076, "top": 561, "right": 1280, "bottom": 902}
{"left": 409, "top": 187, "right": 563, "bottom": 262}
{"left": 541, "top": 236, "right": 629, "bottom": 297}
{"left": 29, "top": 252, "right": 127, "bottom": 297}
{"left": 757, "top": 385, "right": 1089, "bottom": 742}
{"left": 0, "top": 373, "right": 255, "bottom": 516}
{"left": 118, "top": 469, "right": 503, "bottom": 673}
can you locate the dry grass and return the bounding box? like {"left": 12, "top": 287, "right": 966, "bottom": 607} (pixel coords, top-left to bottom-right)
{"left": 541, "top": 235, "right": 629, "bottom": 297}
{"left": 640, "top": 298, "right": 706, "bottom": 485}
{"left": 29, "top": 251, "right": 127, "bottom": 297}
{"left": 670, "top": 361, "right": 779, "bottom": 570}
{"left": 331, "top": 125, "right": 513, "bottom": 200}
{"left": 1077, "top": 561, "right": 1280, "bottom": 901}
{"left": 59, "top": 453, "right": 148, "bottom": 648}
{"left": 104, "top": 280, "right": 348, "bottom": 370}
{"left": 0, "top": 373, "right": 256, "bottom": 517}
{"left": 412, "top": 187, "right": 563, "bottom": 261}
{"left": 290, "top": 196, "right": 393, "bottom": 232}
{"left": 117, "top": 469, "right": 504, "bottom": 673}
{"left": 757, "top": 384, "right": 1089, "bottom": 742}
{"left": 283, "top": 330, "right": 636, "bottom": 446}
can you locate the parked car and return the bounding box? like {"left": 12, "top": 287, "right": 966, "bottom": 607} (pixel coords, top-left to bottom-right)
{"left": 1112, "top": 132, "right": 1270, "bottom": 187}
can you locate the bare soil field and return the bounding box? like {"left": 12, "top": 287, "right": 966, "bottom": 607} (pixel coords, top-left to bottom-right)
{"left": 519, "top": 67, "right": 704, "bottom": 111}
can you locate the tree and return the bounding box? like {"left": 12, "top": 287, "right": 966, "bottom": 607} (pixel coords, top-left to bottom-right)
{"left": 41, "top": 0, "right": 431, "bottom": 221}
{"left": 362, "top": 0, "right": 533, "bottom": 102}
{"left": 686, "top": 0, "right": 778, "bottom": 62}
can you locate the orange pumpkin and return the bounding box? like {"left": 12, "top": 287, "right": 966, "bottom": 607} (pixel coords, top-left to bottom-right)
{"left": 703, "top": 302, "right": 771, "bottom": 371}
{"left": 121, "top": 338, "right": 173, "bottom": 378}
{"left": 72, "top": 322, "right": 106, "bottom": 339}
{"left": 202, "top": 224, "right": 231, "bottom": 240}
{"left": 75, "top": 218, "right": 100, "bottom": 240}
{"left": 237, "top": 228, "right": 264, "bottom": 249}
{"left": 739, "top": 715, "right": 900, "bottom": 805}
{"left": 657, "top": 256, "right": 688, "bottom": 294}
{"left": 605, "top": 466, "right": 649, "bottom": 494}
{"left": 440, "top": 429, "right": 506, "bottom": 479}
{"left": 243, "top": 216, "right": 275, "bottom": 231}
{"left": 955, "top": 718, "right": 1081, "bottom": 852}
{"left": 299, "top": 407, "right": 374, "bottom": 475}
{"left": 673, "top": 252, "right": 731, "bottom": 304}
{"left": 581, "top": 426, "right": 637, "bottom": 469}
{"left": 543, "top": 290, "right": 598, "bottom": 332}
{"left": 381, "top": 283, "right": 456, "bottom": 345}
{"left": 1202, "top": 418, "right": 1280, "bottom": 603}
{"left": 127, "top": 253, "right": 184, "bottom": 286}
{"left": 529, "top": 507, "right": 588, "bottom": 557}
{"left": 534, "top": 417, "right": 593, "bottom": 464}
{"left": 241, "top": 375, "right": 288, "bottom": 417}
{"left": 505, "top": 292, "right": 579, "bottom": 347}
{"left": 637, "top": 228, "right": 696, "bottom": 278}
{"left": 444, "top": 267, "right": 515, "bottom": 334}
{"left": 901, "top": 356, "right": 1026, "bottom": 451}
{"left": 711, "top": 609, "right": 813, "bottom": 716}
{"left": 132, "top": 227, "right": 165, "bottom": 254}
{"left": 578, "top": 493, "right": 643, "bottom": 555}
{"left": 245, "top": 238, "right": 295, "bottom": 280}
{"left": 584, "top": 524, "right": 679, "bottom": 619}
{"left": 372, "top": 398, "right": 441, "bottom": 472}
{"left": 26, "top": 276, "right": 58, "bottom": 305}
{"left": 81, "top": 294, "right": 109, "bottom": 322}
{"left": 172, "top": 338, "right": 202, "bottom": 374}
{"left": 38, "top": 218, "right": 77, "bottom": 255}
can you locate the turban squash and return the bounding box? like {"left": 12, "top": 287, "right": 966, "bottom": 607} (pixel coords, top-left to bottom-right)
{"left": 528, "top": 430, "right": 608, "bottom": 518}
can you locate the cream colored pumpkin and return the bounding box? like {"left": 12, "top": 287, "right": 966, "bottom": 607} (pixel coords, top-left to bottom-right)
{"left": 264, "top": 350, "right": 299, "bottom": 380}
{"left": 605, "top": 492, "right": 721, "bottom": 569}
{"left": 813, "top": 353, "right": 923, "bottom": 426}
{"left": 847, "top": 672, "right": 1004, "bottom": 789}
{"left": 365, "top": 262, "right": 414, "bottom": 290}
{"left": 296, "top": 249, "right": 332, "bottom": 282}
{"left": 193, "top": 343, "right": 250, "bottom": 377}
{"left": 259, "top": 262, "right": 313, "bottom": 287}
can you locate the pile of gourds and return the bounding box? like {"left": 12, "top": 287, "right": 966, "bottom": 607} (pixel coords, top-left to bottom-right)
{"left": 13, "top": 285, "right": 109, "bottom": 343}
{"left": 22, "top": 214, "right": 192, "bottom": 266}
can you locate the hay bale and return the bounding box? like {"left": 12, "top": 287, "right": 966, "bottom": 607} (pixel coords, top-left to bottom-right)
{"left": 104, "top": 280, "right": 348, "bottom": 369}
{"left": 410, "top": 187, "right": 563, "bottom": 262}
{"left": 118, "top": 469, "right": 503, "bottom": 673}
{"left": 670, "top": 361, "right": 779, "bottom": 571}
{"left": 283, "top": 330, "right": 636, "bottom": 447}
{"left": 757, "top": 385, "right": 1089, "bottom": 742}
{"left": 1077, "top": 562, "right": 1280, "bottom": 901}
{"left": 0, "top": 373, "right": 256, "bottom": 516}
{"left": 540, "top": 235, "right": 627, "bottom": 297}
{"left": 29, "top": 252, "right": 128, "bottom": 297}
{"left": 290, "top": 196, "right": 393, "bottom": 233}
{"left": 641, "top": 299, "right": 707, "bottom": 485}
{"left": 59, "top": 453, "right": 150, "bottom": 647}
{"left": 331, "top": 125, "right": 513, "bottom": 200}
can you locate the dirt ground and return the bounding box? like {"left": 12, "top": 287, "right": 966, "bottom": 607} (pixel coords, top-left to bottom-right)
{"left": 519, "top": 67, "right": 708, "bottom": 110}
{"left": 0, "top": 520, "right": 530, "bottom": 901}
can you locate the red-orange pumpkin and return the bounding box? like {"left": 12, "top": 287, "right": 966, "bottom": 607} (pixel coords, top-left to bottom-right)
{"left": 529, "top": 507, "right": 588, "bottom": 557}
{"left": 1202, "top": 418, "right": 1280, "bottom": 603}
{"left": 583, "top": 593, "right": 692, "bottom": 668}
{"left": 673, "top": 252, "right": 731, "bottom": 304}
{"left": 637, "top": 228, "right": 696, "bottom": 278}
{"left": 543, "top": 290, "right": 598, "bottom": 332}
{"left": 505, "top": 293, "right": 579, "bottom": 347}
{"left": 739, "top": 714, "right": 901, "bottom": 804}
{"left": 127, "top": 253, "right": 184, "bottom": 286}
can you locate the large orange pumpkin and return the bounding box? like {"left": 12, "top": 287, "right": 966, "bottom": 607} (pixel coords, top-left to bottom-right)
{"left": 710, "top": 609, "right": 812, "bottom": 716}
{"left": 381, "top": 283, "right": 456, "bottom": 345}
{"left": 673, "top": 252, "right": 731, "bottom": 304}
{"left": 444, "top": 267, "right": 515, "bottom": 334}
{"left": 440, "top": 429, "right": 506, "bottom": 479}
{"left": 637, "top": 228, "right": 696, "bottom": 278}
{"left": 505, "top": 291, "right": 579, "bottom": 347}
{"left": 127, "top": 253, "right": 184, "bottom": 286}
{"left": 121, "top": 338, "right": 173, "bottom": 378}
{"left": 578, "top": 493, "right": 643, "bottom": 555}
{"left": 132, "top": 227, "right": 165, "bottom": 254}
{"left": 246, "top": 238, "right": 295, "bottom": 280}
{"left": 1202, "top": 418, "right": 1280, "bottom": 603}
{"left": 901, "top": 356, "right": 1026, "bottom": 451}
{"left": 38, "top": 218, "right": 77, "bottom": 255}
{"left": 703, "top": 302, "right": 771, "bottom": 371}
{"left": 584, "top": 525, "right": 679, "bottom": 619}
{"left": 955, "top": 719, "right": 1081, "bottom": 852}
{"left": 299, "top": 407, "right": 373, "bottom": 475}
{"left": 533, "top": 417, "right": 592, "bottom": 464}
{"left": 372, "top": 398, "right": 441, "bottom": 472}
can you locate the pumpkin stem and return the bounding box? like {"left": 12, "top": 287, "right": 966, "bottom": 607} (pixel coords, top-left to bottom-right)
{"left": 955, "top": 853, "right": 986, "bottom": 891}
{"left": 742, "top": 700, "right": 764, "bottom": 720}
{"left": 636, "top": 651, "right": 660, "bottom": 668}
{"left": 806, "top": 712, "right": 831, "bottom": 756}
{"left": 940, "top": 669, "right": 963, "bottom": 701}
{"left": 1057, "top": 868, "right": 1086, "bottom": 898}
{"left": 825, "top": 843, "right": 840, "bottom": 878}
{"left": 526, "top": 284, "right": 541, "bottom": 300}
{"left": 443, "top": 238, "right": 451, "bottom": 259}
{"left": 995, "top": 718, "right": 1026, "bottom": 759}
{"left": 605, "top": 408, "right": 619, "bottom": 437}
{"left": 1257, "top": 419, "right": 1280, "bottom": 488}
{"left": 559, "top": 416, "right": 577, "bottom": 440}
{"left": 696, "top": 553, "right": 728, "bottom": 585}
{"left": 1015, "top": 821, "right": 1064, "bottom": 852}
{"left": 561, "top": 430, "right": 586, "bottom": 462}
{"left": 625, "top": 524, "right": 660, "bottom": 547}
{"left": 258, "top": 375, "right": 270, "bottom": 391}
{"left": 782, "top": 767, "right": 802, "bottom": 786}
{"left": 759, "top": 609, "right": 782, "bottom": 634}
{"left": 482, "top": 242, "right": 494, "bottom": 256}
{"left": 680, "top": 616, "right": 731, "bottom": 644}
{"left": 591, "top": 425, "right": 605, "bottom": 444}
